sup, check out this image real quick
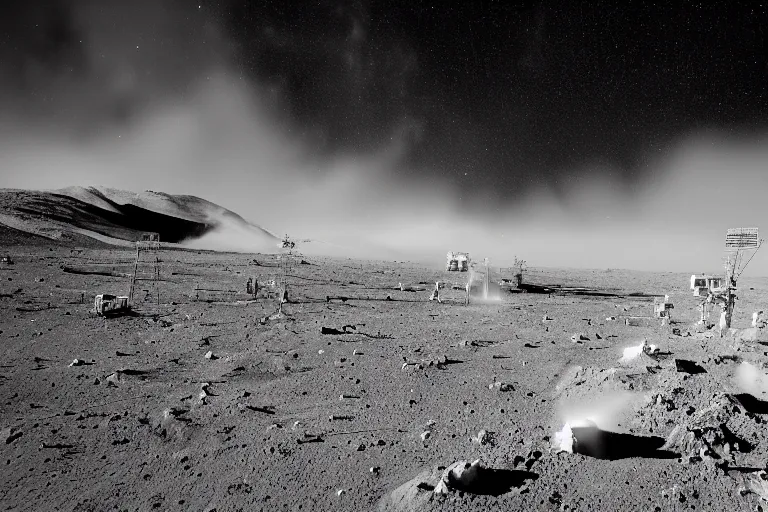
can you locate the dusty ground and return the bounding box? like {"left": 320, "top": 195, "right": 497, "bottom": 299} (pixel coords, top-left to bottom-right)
{"left": 2, "top": 240, "right": 768, "bottom": 511}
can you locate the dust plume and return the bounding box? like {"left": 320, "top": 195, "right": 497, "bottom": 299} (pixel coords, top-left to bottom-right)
{"left": 556, "top": 390, "right": 638, "bottom": 434}
{"left": 1, "top": 1, "right": 767, "bottom": 274}
{"left": 735, "top": 362, "right": 768, "bottom": 397}
{"left": 0, "top": 1, "right": 447, "bottom": 259}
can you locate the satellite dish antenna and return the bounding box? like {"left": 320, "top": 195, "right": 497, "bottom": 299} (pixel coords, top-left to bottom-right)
{"left": 721, "top": 227, "right": 763, "bottom": 328}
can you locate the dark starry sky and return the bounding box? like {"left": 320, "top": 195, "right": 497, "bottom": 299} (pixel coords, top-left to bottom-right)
{"left": 1, "top": 1, "right": 767, "bottom": 205}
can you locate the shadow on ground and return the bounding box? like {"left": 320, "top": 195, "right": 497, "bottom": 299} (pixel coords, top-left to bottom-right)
{"left": 730, "top": 393, "right": 768, "bottom": 415}
{"left": 451, "top": 468, "right": 539, "bottom": 496}
{"left": 572, "top": 426, "right": 680, "bottom": 460}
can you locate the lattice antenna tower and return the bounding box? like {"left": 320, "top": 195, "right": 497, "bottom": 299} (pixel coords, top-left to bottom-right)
{"left": 277, "top": 234, "right": 300, "bottom": 311}
{"left": 721, "top": 227, "right": 762, "bottom": 328}
{"left": 128, "top": 233, "right": 162, "bottom": 308}
{"left": 513, "top": 255, "right": 527, "bottom": 286}
{"left": 724, "top": 227, "right": 762, "bottom": 284}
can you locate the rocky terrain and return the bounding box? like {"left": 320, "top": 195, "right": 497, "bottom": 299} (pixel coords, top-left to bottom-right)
{"left": 2, "top": 234, "right": 768, "bottom": 511}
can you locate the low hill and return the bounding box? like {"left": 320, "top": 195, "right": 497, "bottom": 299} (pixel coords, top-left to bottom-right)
{"left": 0, "top": 186, "right": 279, "bottom": 251}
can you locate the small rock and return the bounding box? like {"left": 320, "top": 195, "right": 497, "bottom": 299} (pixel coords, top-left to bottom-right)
{"left": 370, "top": 466, "right": 380, "bottom": 474}
{"left": 744, "top": 470, "right": 768, "bottom": 502}
{"left": 433, "top": 459, "right": 485, "bottom": 495}
{"left": 661, "top": 486, "right": 676, "bottom": 498}
{"left": 69, "top": 359, "right": 84, "bottom": 367}
{"left": 554, "top": 423, "right": 575, "bottom": 453}
{"left": 420, "top": 431, "right": 431, "bottom": 441}
{"left": 204, "top": 351, "right": 217, "bottom": 360}
{"left": 472, "top": 429, "right": 492, "bottom": 445}
{"left": 489, "top": 381, "right": 514, "bottom": 392}
{"left": 329, "top": 415, "right": 354, "bottom": 421}
{"left": 336, "top": 489, "right": 345, "bottom": 496}
{"left": 3, "top": 427, "right": 22, "bottom": 444}
{"left": 105, "top": 372, "right": 120, "bottom": 387}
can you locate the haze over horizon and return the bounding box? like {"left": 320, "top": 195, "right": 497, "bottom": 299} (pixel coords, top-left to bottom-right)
{"left": 1, "top": 1, "right": 767, "bottom": 276}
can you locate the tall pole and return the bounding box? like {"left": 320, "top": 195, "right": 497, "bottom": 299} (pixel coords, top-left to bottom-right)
{"left": 724, "top": 255, "right": 736, "bottom": 329}
{"left": 725, "top": 287, "right": 734, "bottom": 329}
{"left": 129, "top": 244, "right": 140, "bottom": 306}
{"left": 155, "top": 254, "right": 160, "bottom": 306}
{"left": 465, "top": 280, "right": 470, "bottom": 306}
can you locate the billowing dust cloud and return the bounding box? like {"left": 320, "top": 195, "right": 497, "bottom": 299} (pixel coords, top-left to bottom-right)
{"left": 735, "top": 361, "right": 768, "bottom": 397}
{"left": 1, "top": 2, "right": 767, "bottom": 272}
{"left": 556, "top": 390, "right": 638, "bottom": 433}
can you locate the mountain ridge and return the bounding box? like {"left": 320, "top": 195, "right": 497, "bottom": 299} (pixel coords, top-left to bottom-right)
{"left": 0, "top": 186, "right": 279, "bottom": 251}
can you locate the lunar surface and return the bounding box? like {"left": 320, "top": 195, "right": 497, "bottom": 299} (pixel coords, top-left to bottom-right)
{"left": 2, "top": 232, "right": 768, "bottom": 511}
